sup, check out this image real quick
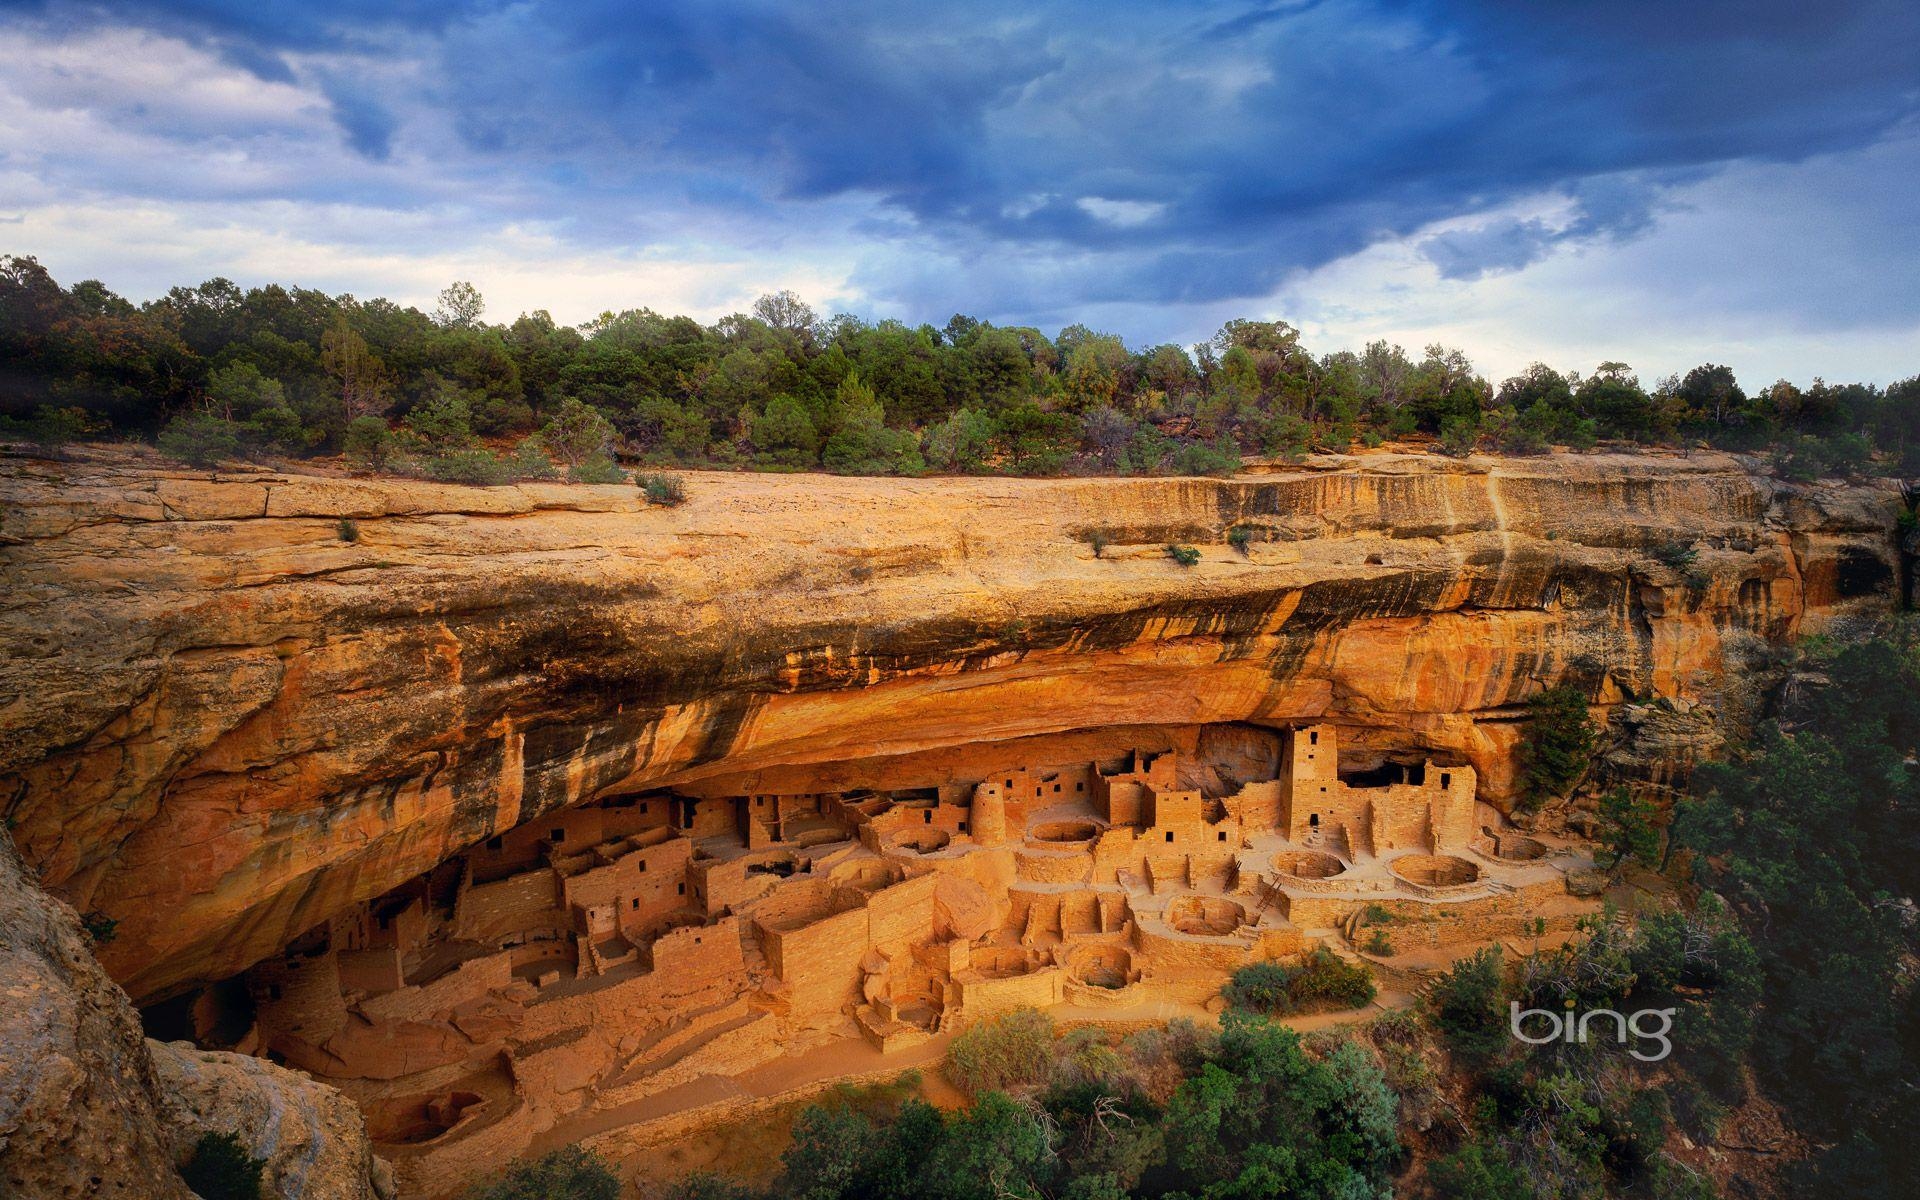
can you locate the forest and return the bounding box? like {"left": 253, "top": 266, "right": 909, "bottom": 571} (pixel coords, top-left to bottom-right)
{"left": 2, "top": 255, "right": 1916, "bottom": 481}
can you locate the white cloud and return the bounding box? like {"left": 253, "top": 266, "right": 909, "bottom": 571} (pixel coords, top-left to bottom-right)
{"left": 1077, "top": 197, "right": 1165, "bottom": 227}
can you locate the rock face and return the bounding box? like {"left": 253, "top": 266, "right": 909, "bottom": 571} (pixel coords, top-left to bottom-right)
{"left": 0, "top": 827, "right": 189, "bottom": 1199}
{"left": 150, "top": 1040, "right": 395, "bottom": 1200}
{"left": 0, "top": 827, "right": 387, "bottom": 1199}
{"left": 0, "top": 449, "right": 1905, "bottom": 1002}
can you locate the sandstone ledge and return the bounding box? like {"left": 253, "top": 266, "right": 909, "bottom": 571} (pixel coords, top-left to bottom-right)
{"left": 0, "top": 450, "right": 1904, "bottom": 1000}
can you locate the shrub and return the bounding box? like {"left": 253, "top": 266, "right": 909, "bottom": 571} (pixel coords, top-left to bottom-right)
{"left": 1084, "top": 528, "right": 1113, "bottom": 558}
{"left": 751, "top": 394, "right": 821, "bottom": 468}
{"left": 1121, "top": 1016, "right": 1211, "bottom": 1094}
{"left": 660, "top": 1173, "right": 755, "bottom": 1200}
{"left": 538, "top": 397, "right": 616, "bottom": 467}
{"left": 0, "top": 404, "right": 90, "bottom": 457}
{"left": 1168, "top": 436, "right": 1241, "bottom": 476}
{"left": 1653, "top": 540, "right": 1698, "bottom": 571}
{"left": 944, "top": 1008, "right": 1055, "bottom": 1095}
{"left": 335, "top": 518, "right": 359, "bottom": 543}
{"left": 80, "top": 910, "right": 118, "bottom": 944}
{"left": 638, "top": 472, "right": 686, "bottom": 506}
{"left": 1166, "top": 544, "right": 1201, "bottom": 567}
{"left": 403, "top": 386, "right": 476, "bottom": 454}
{"left": 342, "top": 416, "right": 394, "bottom": 470}
{"left": 1426, "top": 1139, "right": 1529, "bottom": 1200}
{"left": 1425, "top": 947, "right": 1507, "bottom": 1062}
{"left": 1226, "top": 525, "right": 1253, "bottom": 555}
{"left": 507, "top": 439, "right": 558, "bottom": 480}
{"left": 923, "top": 406, "right": 997, "bottom": 473}
{"left": 157, "top": 412, "right": 243, "bottom": 467}
{"left": 463, "top": 1145, "right": 619, "bottom": 1200}
{"left": 1364, "top": 928, "right": 1394, "bottom": 956}
{"left": 424, "top": 448, "right": 511, "bottom": 486}
{"left": 1225, "top": 948, "right": 1376, "bottom": 1015}
{"left": 180, "top": 1131, "right": 264, "bottom": 1200}
{"left": 1438, "top": 415, "right": 1479, "bottom": 456}
{"left": 566, "top": 453, "right": 627, "bottom": 484}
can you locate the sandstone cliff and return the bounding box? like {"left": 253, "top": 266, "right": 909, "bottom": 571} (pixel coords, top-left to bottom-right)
{"left": 0, "top": 449, "right": 1904, "bottom": 1001}
{"left": 0, "top": 826, "right": 389, "bottom": 1199}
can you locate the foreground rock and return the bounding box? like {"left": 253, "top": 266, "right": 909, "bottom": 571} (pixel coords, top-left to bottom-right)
{"left": 0, "top": 827, "right": 387, "bottom": 1199}
{"left": 0, "top": 449, "right": 1904, "bottom": 1001}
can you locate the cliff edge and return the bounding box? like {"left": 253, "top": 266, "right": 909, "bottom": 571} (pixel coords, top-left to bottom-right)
{"left": 0, "top": 448, "right": 1905, "bottom": 1001}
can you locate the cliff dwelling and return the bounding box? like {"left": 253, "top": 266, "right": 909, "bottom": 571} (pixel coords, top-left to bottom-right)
{"left": 143, "top": 722, "right": 1596, "bottom": 1195}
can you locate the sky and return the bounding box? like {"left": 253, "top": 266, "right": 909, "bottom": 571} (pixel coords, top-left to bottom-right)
{"left": 1, "top": 0, "right": 1916, "bottom": 385}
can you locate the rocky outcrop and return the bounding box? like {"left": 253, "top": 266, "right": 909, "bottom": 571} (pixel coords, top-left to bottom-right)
{"left": 0, "top": 449, "right": 1904, "bottom": 1001}
{"left": 0, "top": 826, "right": 189, "bottom": 1199}
{"left": 0, "top": 827, "right": 388, "bottom": 1198}
{"left": 151, "top": 1040, "right": 395, "bottom": 1200}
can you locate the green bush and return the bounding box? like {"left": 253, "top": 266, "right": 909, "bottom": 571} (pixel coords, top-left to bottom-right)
{"left": 751, "top": 393, "right": 821, "bottom": 468}
{"left": 0, "top": 404, "right": 90, "bottom": 456}
{"left": 1364, "top": 928, "right": 1394, "bottom": 956}
{"left": 538, "top": 396, "right": 616, "bottom": 467}
{"left": 944, "top": 1007, "right": 1055, "bottom": 1094}
{"left": 1168, "top": 436, "right": 1240, "bottom": 476}
{"left": 507, "top": 437, "right": 559, "bottom": 480}
{"left": 1166, "top": 544, "right": 1201, "bottom": 567}
{"left": 566, "top": 452, "right": 627, "bottom": 484}
{"left": 1426, "top": 1138, "right": 1529, "bottom": 1200}
{"left": 463, "top": 1145, "right": 619, "bottom": 1200}
{"left": 180, "top": 1131, "right": 264, "bottom": 1200}
{"left": 342, "top": 416, "right": 394, "bottom": 470}
{"left": 661, "top": 1171, "right": 756, "bottom": 1200}
{"left": 403, "top": 386, "right": 477, "bottom": 454}
{"left": 81, "top": 910, "right": 118, "bottom": 944}
{"left": 157, "top": 412, "right": 244, "bottom": 467}
{"left": 1425, "top": 946, "right": 1507, "bottom": 1062}
{"left": 1226, "top": 525, "right": 1253, "bottom": 555}
{"left": 424, "top": 448, "right": 511, "bottom": 486}
{"left": 1438, "top": 415, "right": 1479, "bottom": 456}
{"left": 1225, "top": 948, "right": 1376, "bottom": 1014}
{"left": 335, "top": 518, "right": 359, "bottom": 543}
{"left": 638, "top": 472, "right": 686, "bottom": 506}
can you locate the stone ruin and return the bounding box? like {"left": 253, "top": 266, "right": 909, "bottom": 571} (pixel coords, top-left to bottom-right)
{"left": 144, "top": 723, "right": 1597, "bottom": 1195}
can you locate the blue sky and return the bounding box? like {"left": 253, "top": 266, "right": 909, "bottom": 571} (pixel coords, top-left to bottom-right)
{"left": 1, "top": 0, "right": 1916, "bottom": 383}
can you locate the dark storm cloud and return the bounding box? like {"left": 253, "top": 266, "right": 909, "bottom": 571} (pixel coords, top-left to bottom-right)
{"left": 3, "top": 0, "right": 1916, "bottom": 315}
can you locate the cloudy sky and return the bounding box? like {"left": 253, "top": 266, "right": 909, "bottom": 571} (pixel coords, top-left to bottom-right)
{"left": 2, "top": 0, "right": 1916, "bottom": 384}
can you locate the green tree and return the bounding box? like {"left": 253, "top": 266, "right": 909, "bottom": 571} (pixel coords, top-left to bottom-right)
{"left": 752, "top": 394, "right": 820, "bottom": 467}
{"left": 538, "top": 397, "right": 616, "bottom": 467}
{"left": 157, "top": 412, "right": 243, "bottom": 467}
{"left": 320, "top": 315, "right": 390, "bottom": 419}
{"left": 434, "top": 280, "right": 486, "bottom": 329}
{"left": 1425, "top": 947, "right": 1507, "bottom": 1062}
{"left": 404, "top": 385, "right": 477, "bottom": 454}
{"left": 1517, "top": 685, "right": 1597, "bottom": 811}
{"left": 206, "top": 361, "right": 306, "bottom": 451}
{"left": 1595, "top": 787, "right": 1661, "bottom": 872}
{"left": 925, "top": 407, "right": 997, "bottom": 473}
{"left": 821, "top": 371, "right": 922, "bottom": 474}
{"left": 343, "top": 415, "right": 395, "bottom": 470}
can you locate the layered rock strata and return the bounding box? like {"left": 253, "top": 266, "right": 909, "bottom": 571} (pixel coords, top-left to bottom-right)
{"left": 0, "top": 449, "right": 1904, "bottom": 1001}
